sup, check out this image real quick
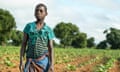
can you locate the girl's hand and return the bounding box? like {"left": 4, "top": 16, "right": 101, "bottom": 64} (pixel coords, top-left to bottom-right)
{"left": 19, "top": 61, "right": 24, "bottom": 72}
{"left": 49, "top": 65, "right": 54, "bottom": 72}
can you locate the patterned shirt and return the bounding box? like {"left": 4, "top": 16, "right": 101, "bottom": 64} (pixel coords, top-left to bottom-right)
{"left": 23, "top": 21, "right": 55, "bottom": 59}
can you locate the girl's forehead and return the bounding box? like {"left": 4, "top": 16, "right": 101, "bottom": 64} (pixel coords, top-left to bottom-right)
{"left": 36, "top": 6, "right": 45, "bottom": 10}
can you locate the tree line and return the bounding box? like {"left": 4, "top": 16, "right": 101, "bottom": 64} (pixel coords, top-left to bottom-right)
{"left": 0, "top": 9, "right": 120, "bottom": 49}
{"left": 0, "top": 9, "right": 23, "bottom": 46}
{"left": 54, "top": 22, "right": 120, "bottom": 49}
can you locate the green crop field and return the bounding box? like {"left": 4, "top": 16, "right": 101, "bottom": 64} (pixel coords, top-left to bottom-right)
{"left": 0, "top": 46, "right": 120, "bottom": 72}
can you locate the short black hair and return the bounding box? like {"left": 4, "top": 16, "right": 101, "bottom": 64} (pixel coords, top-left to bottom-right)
{"left": 35, "top": 3, "right": 47, "bottom": 13}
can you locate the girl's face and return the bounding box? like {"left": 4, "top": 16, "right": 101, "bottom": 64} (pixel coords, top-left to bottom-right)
{"left": 35, "top": 6, "right": 47, "bottom": 20}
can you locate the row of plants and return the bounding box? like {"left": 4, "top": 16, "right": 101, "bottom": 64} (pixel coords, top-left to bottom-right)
{"left": 93, "top": 57, "right": 116, "bottom": 72}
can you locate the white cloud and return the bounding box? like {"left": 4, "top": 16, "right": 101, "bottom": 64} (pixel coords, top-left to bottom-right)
{"left": 0, "top": 0, "right": 120, "bottom": 43}
{"left": 111, "top": 23, "right": 120, "bottom": 29}
{"left": 0, "top": 0, "right": 51, "bottom": 8}
{"left": 85, "top": 0, "right": 120, "bottom": 10}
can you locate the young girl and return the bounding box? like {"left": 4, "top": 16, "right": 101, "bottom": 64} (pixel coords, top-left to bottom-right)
{"left": 19, "top": 3, "right": 55, "bottom": 72}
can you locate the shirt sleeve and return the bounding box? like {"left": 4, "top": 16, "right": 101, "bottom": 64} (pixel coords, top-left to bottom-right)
{"left": 23, "top": 24, "right": 30, "bottom": 34}
{"left": 48, "top": 28, "right": 55, "bottom": 40}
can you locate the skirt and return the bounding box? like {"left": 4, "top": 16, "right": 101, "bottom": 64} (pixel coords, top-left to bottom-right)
{"left": 24, "top": 56, "right": 50, "bottom": 72}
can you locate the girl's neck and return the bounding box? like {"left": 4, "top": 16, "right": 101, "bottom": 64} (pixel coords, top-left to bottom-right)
{"left": 36, "top": 19, "right": 44, "bottom": 25}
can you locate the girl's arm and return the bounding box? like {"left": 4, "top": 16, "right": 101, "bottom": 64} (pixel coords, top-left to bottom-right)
{"left": 48, "top": 40, "right": 54, "bottom": 72}
{"left": 19, "top": 33, "right": 28, "bottom": 71}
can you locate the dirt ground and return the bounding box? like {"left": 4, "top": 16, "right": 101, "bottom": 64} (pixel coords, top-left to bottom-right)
{"left": 1, "top": 56, "right": 120, "bottom": 72}
{"left": 108, "top": 61, "right": 120, "bottom": 72}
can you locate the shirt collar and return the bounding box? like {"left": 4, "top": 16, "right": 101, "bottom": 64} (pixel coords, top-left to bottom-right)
{"left": 34, "top": 21, "right": 47, "bottom": 30}
{"left": 42, "top": 23, "right": 47, "bottom": 30}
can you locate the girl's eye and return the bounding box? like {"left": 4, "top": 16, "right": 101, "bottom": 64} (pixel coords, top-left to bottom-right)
{"left": 40, "top": 10, "right": 43, "bottom": 13}
{"left": 36, "top": 9, "right": 43, "bottom": 13}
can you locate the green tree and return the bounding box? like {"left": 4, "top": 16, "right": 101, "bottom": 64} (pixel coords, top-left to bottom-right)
{"left": 87, "top": 37, "right": 95, "bottom": 48}
{"left": 104, "top": 28, "right": 120, "bottom": 49}
{"left": 54, "top": 22, "right": 79, "bottom": 48}
{"left": 97, "top": 40, "right": 107, "bottom": 49}
{"left": 10, "top": 30, "right": 23, "bottom": 46}
{"left": 71, "top": 33, "right": 87, "bottom": 48}
{"left": 0, "top": 9, "right": 16, "bottom": 45}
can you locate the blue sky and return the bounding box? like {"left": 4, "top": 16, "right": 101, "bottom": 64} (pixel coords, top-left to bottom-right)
{"left": 0, "top": 0, "right": 120, "bottom": 43}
